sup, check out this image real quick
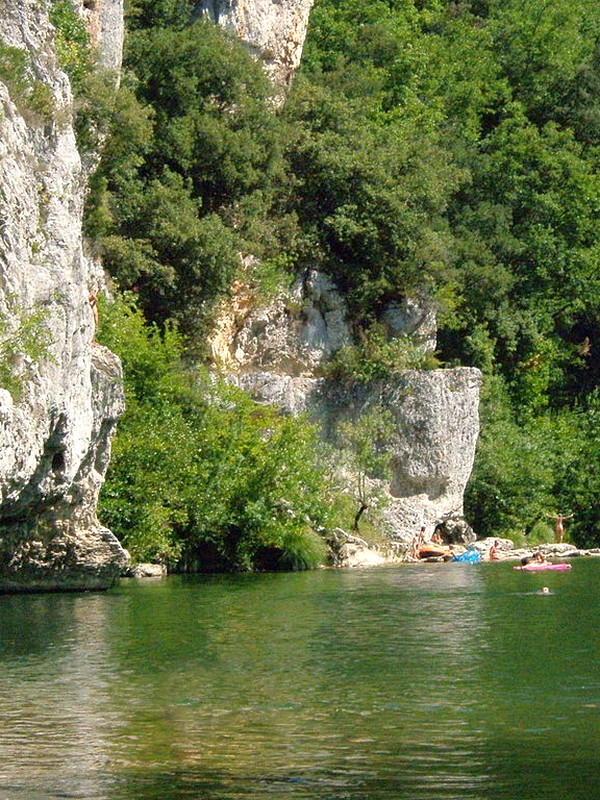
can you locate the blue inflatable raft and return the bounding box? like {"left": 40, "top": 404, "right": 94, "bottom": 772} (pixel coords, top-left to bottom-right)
{"left": 451, "top": 547, "right": 482, "bottom": 563}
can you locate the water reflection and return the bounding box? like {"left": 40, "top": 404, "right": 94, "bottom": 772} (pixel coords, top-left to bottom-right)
{"left": 0, "top": 592, "right": 129, "bottom": 799}
{"left": 0, "top": 561, "right": 599, "bottom": 799}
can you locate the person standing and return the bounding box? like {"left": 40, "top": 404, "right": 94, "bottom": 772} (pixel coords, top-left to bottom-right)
{"left": 545, "top": 512, "right": 573, "bottom": 544}
{"left": 412, "top": 525, "right": 426, "bottom": 558}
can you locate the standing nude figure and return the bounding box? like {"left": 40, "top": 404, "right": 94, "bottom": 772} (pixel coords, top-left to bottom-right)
{"left": 89, "top": 290, "right": 99, "bottom": 344}
{"left": 89, "top": 291, "right": 99, "bottom": 327}
{"left": 545, "top": 512, "right": 573, "bottom": 544}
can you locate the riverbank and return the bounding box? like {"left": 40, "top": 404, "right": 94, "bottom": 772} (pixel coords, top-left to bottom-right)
{"left": 323, "top": 529, "right": 600, "bottom": 569}
{"left": 125, "top": 536, "right": 600, "bottom": 577}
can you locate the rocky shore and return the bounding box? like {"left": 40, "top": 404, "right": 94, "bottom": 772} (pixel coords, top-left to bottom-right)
{"left": 325, "top": 531, "right": 600, "bottom": 569}
{"left": 125, "top": 535, "right": 600, "bottom": 577}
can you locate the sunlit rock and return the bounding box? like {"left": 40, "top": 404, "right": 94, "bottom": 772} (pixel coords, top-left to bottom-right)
{"left": 0, "top": 0, "right": 128, "bottom": 590}
{"left": 208, "top": 270, "right": 351, "bottom": 376}
{"left": 199, "top": 0, "right": 315, "bottom": 91}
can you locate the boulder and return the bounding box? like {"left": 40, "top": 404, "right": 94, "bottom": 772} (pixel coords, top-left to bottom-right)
{"left": 126, "top": 563, "right": 168, "bottom": 579}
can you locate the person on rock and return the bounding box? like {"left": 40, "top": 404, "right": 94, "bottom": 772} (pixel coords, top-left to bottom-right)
{"left": 489, "top": 539, "right": 500, "bottom": 560}
{"left": 412, "top": 526, "right": 426, "bottom": 558}
{"left": 89, "top": 290, "right": 99, "bottom": 342}
{"left": 431, "top": 524, "right": 444, "bottom": 544}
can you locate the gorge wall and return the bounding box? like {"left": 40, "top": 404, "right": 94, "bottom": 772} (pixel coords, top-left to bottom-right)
{"left": 210, "top": 271, "right": 482, "bottom": 547}
{"left": 0, "top": 0, "right": 128, "bottom": 590}
{"left": 204, "top": 3, "right": 482, "bottom": 548}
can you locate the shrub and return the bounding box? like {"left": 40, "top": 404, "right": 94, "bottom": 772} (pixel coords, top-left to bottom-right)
{"left": 0, "top": 42, "right": 55, "bottom": 121}
{"left": 324, "top": 323, "right": 439, "bottom": 383}
{"left": 0, "top": 302, "right": 55, "bottom": 400}
{"left": 97, "top": 294, "right": 335, "bottom": 570}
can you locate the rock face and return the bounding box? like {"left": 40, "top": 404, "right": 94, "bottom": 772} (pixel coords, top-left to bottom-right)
{"left": 0, "top": 0, "right": 128, "bottom": 590}
{"left": 221, "top": 274, "right": 481, "bottom": 548}
{"left": 199, "top": 0, "right": 315, "bottom": 89}
{"left": 76, "top": 0, "right": 124, "bottom": 76}
{"left": 208, "top": 269, "right": 351, "bottom": 375}
{"left": 234, "top": 367, "right": 481, "bottom": 543}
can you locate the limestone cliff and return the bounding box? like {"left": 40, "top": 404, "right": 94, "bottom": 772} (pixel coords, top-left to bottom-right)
{"left": 76, "top": 0, "right": 124, "bottom": 74}
{"left": 0, "top": 0, "right": 128, "bottom": 590}
{"left": 199, "top": 0, "right": 315, "bottom": 90}
{"left": 203, "top": 2, "right": 482, "bottom": 553}
{"left": 213, "top": 273, "right": 482, "bottom": 548}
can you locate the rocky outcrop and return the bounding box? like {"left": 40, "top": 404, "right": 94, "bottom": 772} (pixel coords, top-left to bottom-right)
{"left": 326, "top": 529, "right": 396, "bottom": 569}
{"left": 124, "top": 562, "right": 168, "bottom": 579}
{"left": 234, "top": 366, "right": 481, "bottom": 542}
{"left": 381, "top": 295, "right": 437, "bottom": 354}
{"left": 208, "top": 269, "right": 351, "bottom": 375}
{"left": 199, "top": 0, "right": 315, "bottom": 90}
{"left": 0, "top": 0, "right": 128, "bottom": 590}
{"left": 217, "top": 272, "right": 481, "bottom": 550}
{"left": 76, "top": 0, "right": 124, "bottom": 75}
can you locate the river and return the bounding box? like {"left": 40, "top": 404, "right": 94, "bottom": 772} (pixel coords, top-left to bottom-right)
{"left": 0, "top": 559, "right": 599, "bottom": 799}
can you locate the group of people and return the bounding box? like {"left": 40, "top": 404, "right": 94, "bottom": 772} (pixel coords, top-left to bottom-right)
{"left": 412, "top": 510, "right": 574, "bottom": 562}
{"left": 411, "top": 524, "right": 446, "bottom": 559}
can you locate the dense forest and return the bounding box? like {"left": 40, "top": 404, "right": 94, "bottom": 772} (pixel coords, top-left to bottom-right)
{"left": 58, "top": 0, "right": 600, "bottom": 566}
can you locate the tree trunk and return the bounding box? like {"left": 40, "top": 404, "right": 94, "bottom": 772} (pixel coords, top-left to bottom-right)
{"left": 353, "top": 502, "right": 368, "bottom": 532}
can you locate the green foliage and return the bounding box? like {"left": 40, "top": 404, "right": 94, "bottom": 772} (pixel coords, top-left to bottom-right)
{"left": 73, "top": 67, "right": 121, "bottom": 154}
{"left": 465, "top": 374, "right": 582, "bottom": 541}
{"left": 97, "top": 294, "right": 334, "bottom": 570}
{"left": 325, "top": 324, "right": 439, "bottom": 383}
{"left": 282, "top": 76, "right": 461, "bottom": 323}
{"left": 486, "top": 0, "right": 600, "bottom": 126}
{"left": 555, "top": 390, "right": 600, "bottom": 548}
{"left": 125, "top": 0, "right": 196, "bottom": 32}
{"left": 49, "top": 0, "right": 92, "bottom": 87}
{"left": 0, "top": 41, "right": 55, "bottom": 121}
{"left": 0, "top": 302, "right": 55, "bottom": 400}
{"left": 87, "top": 16, "right": 292, "bottom": 342}
{"left": 48, "top": 0, "right": 121, "bottom": 152}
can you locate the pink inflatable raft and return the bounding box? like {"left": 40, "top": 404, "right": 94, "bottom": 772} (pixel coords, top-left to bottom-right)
{"left": 513, "top": 562, "right": 572, "bottom": 572}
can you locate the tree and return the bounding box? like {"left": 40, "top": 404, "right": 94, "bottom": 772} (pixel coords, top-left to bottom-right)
{"left": 86, "top": 17, "right": 291, "bottom": 343}
{"left": 97, "top": 294, "right": 334, "bottom": 570}
{"left": 337, "top": 405, "right": 395, "bottom": 532}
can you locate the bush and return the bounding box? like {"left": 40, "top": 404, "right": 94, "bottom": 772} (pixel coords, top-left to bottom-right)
{"left": 324, "top": 323, "right": 439, "bottom": 383}
{"left": 97, "top": 294, "right": 335, "bottom": 570}
{"left": 0, "top": 42, "right": 55, "bottom": 121}
{"left": 465, "top": 374, "right": 581, "bottom": 541}
{"left": 0, "top": 302, "right": 55, "bottom": 400}
{"left": 86, "top": 15, "right": 292, "bottom": 344}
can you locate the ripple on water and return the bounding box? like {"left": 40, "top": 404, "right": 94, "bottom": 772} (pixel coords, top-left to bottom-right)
{"left": 0, "top": 563, "right": 600, "bottom": 799}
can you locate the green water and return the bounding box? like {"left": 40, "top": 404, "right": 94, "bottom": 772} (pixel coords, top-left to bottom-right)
{"left": 1, "top": 560, "right": 599, "bottom": 799}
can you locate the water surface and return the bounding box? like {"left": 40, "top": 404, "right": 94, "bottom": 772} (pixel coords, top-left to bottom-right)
{"left": 1, "top": 559, "right": 599, "bottom": 799}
